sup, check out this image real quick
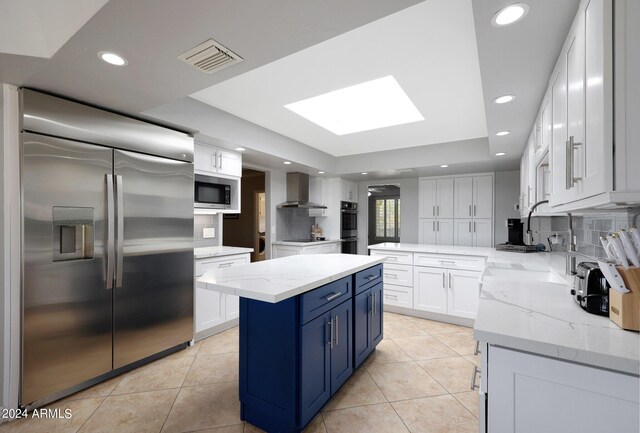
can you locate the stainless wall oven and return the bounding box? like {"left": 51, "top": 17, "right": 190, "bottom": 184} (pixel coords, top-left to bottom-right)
{"left": 340, "top": 201, "right": 358, "bottom": 254}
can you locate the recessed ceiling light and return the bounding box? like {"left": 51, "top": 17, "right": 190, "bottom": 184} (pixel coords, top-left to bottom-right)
{"left": 440, "top": 164, "right": 449, "bottom": 168}
{"left": 235, "top": 147, "right": 246, "bottom": 151}
{"left": 283, "top": 161, "right": 292, "bottom": 165}
{"left": 493, "top": 94, "right": 516, "bottom": 104}
{"left": 495, "top": 152, "right": 507, "bottom": 156}
{"left": 284, "top": 75, "right": 424, "bottom": 135}
{"left": 496, "top": 131, "right": 510, "bottom": 136}
{"left": 491, "top": 3, "right": 530, "bottom": 27}
{"left": 98, "top": 51, "right": 127, "bottom": 66}
{"left": 318, "top": 171, "right": 325, "bottom": 174}
{"left": 361, "top": 172, "right": 368, "bottom": 175}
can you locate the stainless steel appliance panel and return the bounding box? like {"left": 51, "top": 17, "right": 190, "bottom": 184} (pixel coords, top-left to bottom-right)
{"left": 21, "top": 89, "right": 193, "bottom": 163}
{"left": 21, "top": 133, "right": 113, "bottom": 405}
{"left": 112, "top": 150, "right": 194, "bottom": 368}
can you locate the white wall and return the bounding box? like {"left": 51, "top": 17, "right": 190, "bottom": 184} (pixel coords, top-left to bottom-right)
{"left": 357, "top": 177, "right": 419, "bottom": 254}
{"left": 1, "top": 84, "right": 20, "bottom": 412}
{"left": 265, "top": 169, "right": 286, "bottom": 258}
{"left": 494, "top": 170, "right": 521, "bottom": 244}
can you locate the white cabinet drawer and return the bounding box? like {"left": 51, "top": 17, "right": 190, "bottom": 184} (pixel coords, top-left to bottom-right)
{"left": 195, "top": 254, "right": 249, "bottom": 276}
{"left": 370, "top": 250, "right": 413, "bottom": 265}
{"left": 414, "top": 253, "right": 485, "bottom": 271}
{"left": 382, "top": 283, "right": 413, "bottom": 309}
{"left": 383, "top": 264, "right": 413, "bottom": 287}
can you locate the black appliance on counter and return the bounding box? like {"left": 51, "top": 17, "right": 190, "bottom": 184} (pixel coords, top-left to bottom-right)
{"left": 340, "top": 201, "right": 358, "bottom": 254}
{"left": 572, "top": 262, "right": 610, "bottom": 316}
{"left": 496, "top": 218, "right": 538, "bottom": 252}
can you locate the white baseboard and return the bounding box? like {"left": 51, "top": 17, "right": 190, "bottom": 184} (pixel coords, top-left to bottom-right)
{"left": 383, "top": 305, "right": 475, "bottom": 328}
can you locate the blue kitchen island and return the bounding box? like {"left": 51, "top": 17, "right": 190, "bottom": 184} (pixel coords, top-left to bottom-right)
{"left": 198, "top": 254, "right": 385, "bottom": 433}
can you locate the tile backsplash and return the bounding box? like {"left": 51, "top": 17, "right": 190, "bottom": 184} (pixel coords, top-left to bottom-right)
{"left": 528, "top": 207, "right": 640, "bottom": 259}
{"left": 194, "top": 214, "right": 221, "bottom": 248}
{"left": 276, "top": 208, "right": 316, "bottom": 241}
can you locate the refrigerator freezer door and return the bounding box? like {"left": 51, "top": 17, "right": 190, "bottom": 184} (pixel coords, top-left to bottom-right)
{"left": 21, "top": 133, "right": 113, "bottom": 405}
{"left": 113, "top": 150, "right": 194, "bottom": 368}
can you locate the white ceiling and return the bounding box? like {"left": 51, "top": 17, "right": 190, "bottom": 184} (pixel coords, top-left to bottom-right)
{"left": 191, "top": 0, "right": 488, "bottom": 157}
{"left": 0, "top": 0, "right": 107, "bottom": 58}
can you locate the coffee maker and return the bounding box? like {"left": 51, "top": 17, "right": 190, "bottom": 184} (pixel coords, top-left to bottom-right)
{"left": 507, "top": 218, "right": 525, "bottom": 245}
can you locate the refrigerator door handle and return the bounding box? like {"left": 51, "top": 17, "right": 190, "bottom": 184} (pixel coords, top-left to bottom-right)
{"left": 116, "top": 175, "right": 124, "bottom": 288}
{"left": 106, "top": 174, "right": 115, "bottom": 290}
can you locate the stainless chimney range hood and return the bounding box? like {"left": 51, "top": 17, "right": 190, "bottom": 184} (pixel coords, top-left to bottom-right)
{"left": 277, "top": 172, "right": 327, "bottom": 209}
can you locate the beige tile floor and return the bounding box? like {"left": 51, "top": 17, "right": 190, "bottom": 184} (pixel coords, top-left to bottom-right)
{"left": 0, "top": 312, "right": 479, "bottom": 433}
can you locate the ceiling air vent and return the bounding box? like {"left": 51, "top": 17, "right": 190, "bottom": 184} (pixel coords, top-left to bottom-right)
{"left": 177, "top": 39, "right": 243, "bottom": 74}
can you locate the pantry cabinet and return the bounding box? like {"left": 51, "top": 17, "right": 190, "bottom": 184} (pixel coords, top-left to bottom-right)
{"left": 419, "top": 173, "right": 493, "bottom": 247}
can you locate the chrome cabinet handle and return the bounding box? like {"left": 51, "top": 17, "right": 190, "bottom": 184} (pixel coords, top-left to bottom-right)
{"left": 449, "top": 273, "right": 452, "bottom": 288}
{"left": 474, "top": 341, "right": 481, "bottom": 355}
{"left": 335, "top": 315, "right": 339, "bottom": 346}
{"left": 474, "top": 205, "right": 477, "bottom": 216}
{"left": 433, "top": 221, "right": 435, "bottom": 232}
{"left": 327, "top": 319, "right": 334, "bottom": 349}
{"left": 386, "top": 256, "right": 398, "bottom": 261}
{"left": 385, "top": 294, "right": 398, "bottom": 299}
{"left": 218, "top": 262, "right": 233, "bottom": 268}
{"left": 437, "top": 205, "right": 439, "bottom": 216}
{"left": 442, "top": 272, "right": 446, "bottom": 287}
{"left": 384, "top": 273, "right": 398, "bottom": 279}
{"left": 469, "top": 221, "right": 471, "bottom": 232}
{"left": 372, "top": 293, "right": 376, "bottom": 316}
{"left": 437, "top": 221, "right": 440, "bottom": 232}
{"left": 470, "top": 366, "right": 480, "bottom": 390}
{"left": 474, "top": 222, "right": 476, "bottom": 233}
{"left": 439, "top": 260, "right": 455, "bottom": 264}
{"left": 219, "top": 153, "right": 223, "bottom": 171}
{"left": 105, "top": 174, "right": 115, "bottom": 290}
{"left": 115, "top": 175, "right": 124, "bottom": 288}
{"left": 366, "top": 274, "right": 378, "bottom": 281}
{"left": 325, "top": 291, "right": 343, "bottom": 301}
{"left": 211, "top": 153, "right": 217, "bottom": 169}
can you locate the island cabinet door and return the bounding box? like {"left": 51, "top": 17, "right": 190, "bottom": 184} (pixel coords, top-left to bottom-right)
{"left": 353, "top": 288, "right": 372, "bottom": 368}
{"left": 300, "top": 311, "right": 332, "bottom": 427}
{"left": 370, "top": 283, "right": 383, "bottom": 347}
{"left": 330, "top": 300, "right": 353, "bottom": 393}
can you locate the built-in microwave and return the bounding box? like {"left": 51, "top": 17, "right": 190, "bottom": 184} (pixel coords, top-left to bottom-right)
{"left": 194, "top": 174, "right": 231, "bottom": 209}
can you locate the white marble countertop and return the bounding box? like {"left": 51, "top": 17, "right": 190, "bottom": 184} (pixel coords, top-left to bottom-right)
{"left": 194, "top": 246, "right": 254, "bottom": 259}
{"left": 369, "top": 242, "right": 640, "bottom": 375}
{"left": 198, "top": 254, "right": 384, "bottom": 303}
{"left": 272, "top": 239, "right": 342, "bottom": 246}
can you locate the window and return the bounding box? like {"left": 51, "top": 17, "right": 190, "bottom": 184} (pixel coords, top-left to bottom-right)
{"left": 374, "top": 198, "right": 400, "bottom": 240}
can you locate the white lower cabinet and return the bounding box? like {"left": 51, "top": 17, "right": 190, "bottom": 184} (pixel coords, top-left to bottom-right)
{"left": 414, "top": 267, "right": 448, "bottom": 314}
{"left": 272, "top": 242, "right": 340, "bottom": 258}
{"left": 414, "top": 266, "right": 481, "bottom": 319}
{"left": 487, "top": 345, "right": 639, "bottom": 433}
{"left": 194, "top": 253, "right": 250, "bottom": 339}
{"left": 371, "top": 248, "right": 484, "bottom": 321}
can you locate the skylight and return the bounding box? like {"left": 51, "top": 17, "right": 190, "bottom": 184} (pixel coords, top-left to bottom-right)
{"left": 284, "top": 76, "right": 424, "bottom": 135}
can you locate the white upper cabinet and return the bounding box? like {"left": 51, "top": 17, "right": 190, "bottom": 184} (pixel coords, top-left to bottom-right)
{"left": 551, "top": 59, "right": 570, "bottom": 207}
{"left": 340, "top": 179, "right": 358, "bottom": 203}
{"left": 309, "top": 177, "right": 328, "bottom": 217}
{"left": 473, "top": 176, "right": 493, "bottom": 218}
{"left": 582, "top": 0, "right": 611, "bottom": 199}
{"left": 195, "top": 143, "right": 242, "bottom": 178}
{"left": 419, "top": 179, "right": 437, "bottom": 218}
{"left": 531, "top": 0, "right": 628, "bottom": 211}
{"left": 454, "top": 177, "right": 473, "bottom": 218}
{"left": 436, "top": 179, "right": 454, "bottom": 218}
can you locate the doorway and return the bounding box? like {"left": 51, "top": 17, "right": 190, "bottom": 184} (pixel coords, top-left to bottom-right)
{"left": 222, "top": 168, "right": 266, "bottom": 262}
{"left": 368, "top": 185, "right": 401, "bottom": 245}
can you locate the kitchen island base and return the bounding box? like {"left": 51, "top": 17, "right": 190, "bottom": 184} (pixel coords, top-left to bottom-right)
{"left": 238, "top": 265, "right": 383, "bottom": 433}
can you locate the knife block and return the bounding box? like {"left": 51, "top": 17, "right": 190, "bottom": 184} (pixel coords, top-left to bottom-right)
{"left": 610, "top": 267, "right": 640, "bottom": 331}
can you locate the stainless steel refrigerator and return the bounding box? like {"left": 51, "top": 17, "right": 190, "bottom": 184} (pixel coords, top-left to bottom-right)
{"left": 20, "top": 89, "right": 194, "bottom": 406}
